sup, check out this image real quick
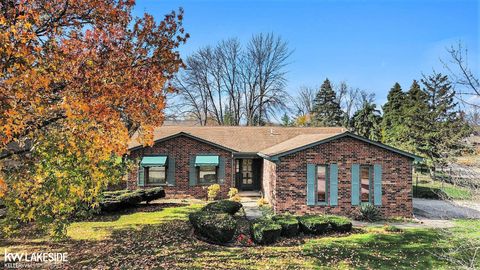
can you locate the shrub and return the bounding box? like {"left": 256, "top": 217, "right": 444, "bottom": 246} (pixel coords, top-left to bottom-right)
{"left": 359, "top": 203, "right": 382, "bottom": 222}
{"left": 257, "top": 197, "right": 268, "bottom": 207}
{"left": 207, "top": 184, "right": 221, "bottom": 201}
{"left": 202, "top": 200, "right": 243, "bottom": 215}
{"left": 142, "top": 187, "right": 166, "bottom": 203}
{"left": 297, "top": 215, "right": 330, "bottom": 235}
{"left": 384, "top": 224, "right": 402, "bottom": 233}
{"left": 228, "top": 188, "right": 238, "bottom": 198}
{"left": 272, "top": 215, "right": 299, "bottom": 237}
{"left": 189, "top": 211, "right": 237, "bottom": 244}
{"left": 99, "top": 188, "right": 165, "bottom": 212}
{"left": 259, "top": 205, "right": 274, "bottom": 218}
{"left": 325, "top": 215, "right": 352, "bottom": 233}
{"left": 251, "top": 218, "right": 282, "bottom": 245}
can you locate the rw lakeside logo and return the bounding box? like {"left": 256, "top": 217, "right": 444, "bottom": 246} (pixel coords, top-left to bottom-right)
{"left": 3, "top": 249, "right": 68, "bottom": 269}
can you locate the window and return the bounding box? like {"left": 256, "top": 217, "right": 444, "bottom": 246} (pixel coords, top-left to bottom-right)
{"left": 317, "top": 165, "right": 329, "bottom": 203}
{"left": 198, "top": 166, "right": 218, "bottom": 184}
{"left": 360, "top": 165, "right": 372, "bottom": 203}
{"left": 145, "top": 166, "right": 166, "bottom": 185}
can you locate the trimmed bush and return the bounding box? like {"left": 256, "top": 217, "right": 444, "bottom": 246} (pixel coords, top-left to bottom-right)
{"left": 325, "top": 215, "right": 352, "bottom": 233}
{"left": 359, "top": 203, "right": 382, "bottom": 222}
{"left": 142, "top": 187, "right": 166, "bottom": 203}
{"left": 189, "top": 211, "right": 237, "bottom": 244}
{"left": 272, "top": 215, "right": 299, "bottom": 237}
{"left": 297, "top": 215, "right": 330, "bottom": 235}
{"left": 251, "top": 218, "right": 282, "bottom": 245}
{"left": 99, "top": 188, "right": 165, "bottom": 212}
{"left": 202, "top": 200, "right": 243, "bottom": 215}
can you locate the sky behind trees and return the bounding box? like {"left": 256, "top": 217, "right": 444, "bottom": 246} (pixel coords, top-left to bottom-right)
{"left": 134, "top": 0, "right": 478, "bottom": 105}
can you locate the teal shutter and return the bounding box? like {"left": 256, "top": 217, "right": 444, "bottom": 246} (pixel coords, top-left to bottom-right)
{"left": 218, "top": 157, "right": 225, "bottom": 184}
{"left": 138, "top": 166, "right": 145, "bottom": 187}
{"left": 306, "top": 164, "right": 316, "bottom": 206}
{"left": 189, "top": 156, "right": 196, "bottom": 186}
{"left": 351, "top": 164, "right": 360, "bottom": 205}
{"left": 167, "top": 157, "right": 175, "bottom": 186}
{"left": 374, "top": 164, "right": 382, "bottom": 206}
{"left": 329, "top": 164, "right": 338, "bottom": 206}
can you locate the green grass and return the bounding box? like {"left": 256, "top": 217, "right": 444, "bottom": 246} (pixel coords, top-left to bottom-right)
{"left": 413, "top": 173, "right": 473, "bottom": 200}
{"left": 2, "top": 202, "right": 479, "bottom": 269}
{"left": 67, "top": 203, "right": 202, "bottom": 240}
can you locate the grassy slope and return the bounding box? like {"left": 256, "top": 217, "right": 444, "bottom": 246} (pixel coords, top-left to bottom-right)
{"left": 1, "top": 202, "right": 478, "bottom": 269}
{"left": 413, "top": 172, "right": 473, "bottom": 200}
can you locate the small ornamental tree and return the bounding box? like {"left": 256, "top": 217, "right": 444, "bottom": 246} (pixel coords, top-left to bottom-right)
{"left": 0, "top": 0, "right": 188, "bottom": 237}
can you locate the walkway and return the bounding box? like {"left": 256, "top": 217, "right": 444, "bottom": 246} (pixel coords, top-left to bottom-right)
{"left": 239, "top": 191, "right": 263, "bottom": 220}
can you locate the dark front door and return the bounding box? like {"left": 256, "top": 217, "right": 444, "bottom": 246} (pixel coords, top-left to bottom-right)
{"left": 235, "top": 159, "right": 261, "bottom": 191}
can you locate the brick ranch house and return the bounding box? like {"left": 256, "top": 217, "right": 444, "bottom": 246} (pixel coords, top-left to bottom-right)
{"left": 127, "top": 126, "right": 421, "bottom": 218}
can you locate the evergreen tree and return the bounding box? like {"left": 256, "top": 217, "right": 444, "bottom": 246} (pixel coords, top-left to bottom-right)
{"left": 311, "top": 78, "right": 344, "bottom": 126}
{"left": 419, "top": 73, "right": 471, "bottom": 176}
{"left": 381, "top": 83, "right": 406, "bottom": 147}
{"left": 281, "top": 113, "right": 291, "bottom": 126}
{"left": 350, "top": 102, "right": 382, "bottom": 141}
{"left": 402, "top": 80, "right": 431, "bottom": 156}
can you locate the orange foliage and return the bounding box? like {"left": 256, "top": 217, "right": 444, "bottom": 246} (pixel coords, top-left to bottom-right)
{"left": 0, "top": 0, "right": 188, "bottom": 157}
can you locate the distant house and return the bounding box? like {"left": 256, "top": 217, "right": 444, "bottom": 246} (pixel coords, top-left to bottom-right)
{"left": 127, "top": 126, "right": 420, "bottom": 218}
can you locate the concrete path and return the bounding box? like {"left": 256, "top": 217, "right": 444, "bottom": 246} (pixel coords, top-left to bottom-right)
{"left": 239, "top": 192, "right": 263, "bottom": 220}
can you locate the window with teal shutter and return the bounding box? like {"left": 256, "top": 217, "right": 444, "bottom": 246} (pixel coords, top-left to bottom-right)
{"left": 329, "top": 164, "right": 338, "bottom": 206}
{"left": 351, "top": 164, "right": 360, "bottom": 205}
{"left": 167, "top": 157, "right": 175, "bottom": 186}
{"left": 189, "top": 156, "right": 196, "bottom": 186}
{"left": 374, "top": 164, "right": 382, "bottom": 206}
{"left": 138, "top": 166, "right": 145, "bottom": 187}
{"left": 306, "top": 164, "right": 316, "bottom": 206}
{"left": 218, "top": 157, "right": 225, "bottom": 184}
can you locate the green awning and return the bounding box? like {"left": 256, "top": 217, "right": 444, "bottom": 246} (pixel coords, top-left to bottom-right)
{"left": 140, "top": 156, "right": 167, "bottom": 166}
{"left": 195, "top": 155, "right": 219, "bottom": 166}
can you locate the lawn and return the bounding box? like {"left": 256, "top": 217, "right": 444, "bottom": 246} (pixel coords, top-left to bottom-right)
{"left": 1, "top": 201, "right": 479, "bottom": 269}
{"left": 413, "top": 172, "right": 474, "bottom": 200}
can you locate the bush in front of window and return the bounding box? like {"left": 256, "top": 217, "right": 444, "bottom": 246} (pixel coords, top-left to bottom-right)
{"left": 251, "top": 218, "right": 282, "bottom": 245}
{"left": 189, "top": 211, "right": 237, "bottom": 244}
{"left": 358, "top": 203, "right": 382, "bottom": 222}
{"left": 202, "top": 200, "right": 243, "bottom": 215}
{"left": 325, "top": 215, "right": 353, "bottom": 233}
{"left": 297, "top": 215, "right": 330, "bottom": 235}
{"left": 272, "top": 214, "right": 300, "bottom": 237}
{"left": 207, "top": 184, "right": 221, "bottom": 201}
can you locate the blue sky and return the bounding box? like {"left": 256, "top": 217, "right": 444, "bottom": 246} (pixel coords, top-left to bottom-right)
{"left": 134, "top": 0, "right": 479, "bottom": 105}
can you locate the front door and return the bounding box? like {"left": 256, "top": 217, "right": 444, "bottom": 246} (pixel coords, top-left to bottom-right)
{"left": 235, "top": 159, "right": 260, "bottom": 191}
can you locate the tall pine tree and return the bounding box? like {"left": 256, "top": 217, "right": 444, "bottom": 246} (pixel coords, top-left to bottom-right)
{"left": 350, "top": 101, "right": 382, "bottom": 141}
{"left": 420, "top": 73, "right": 471, "bottom": 176}
{"left": 311, "top": 78, "right": 344, "bottom": 126}
{"left": 381, "top": 83, "right": 406, "bottom": 147}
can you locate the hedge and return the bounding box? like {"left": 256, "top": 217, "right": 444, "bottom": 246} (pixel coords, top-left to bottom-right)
{"left": 272, "top": 215, "right": 299, "bottom": 237}
{"left": 325, "top": 215, "right": 352, "bottom": 233}
{"left": 202, "top": 200, "right": 243, "bottom": 215}
{"left": 297, "top": 215, "right": 330, "bottom": 235}
{"left": 99, "top": 188, "right": 165, "bottom": 212}
{"left": 251, "top": 218, "right": 282, "bottom": 245}
{"left": 189, "top": 211, "right": 237, "bottom": 244}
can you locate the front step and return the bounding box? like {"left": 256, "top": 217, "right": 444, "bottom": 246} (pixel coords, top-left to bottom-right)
{"left": 238, "top": 191, "right": 262, "bottom": 198}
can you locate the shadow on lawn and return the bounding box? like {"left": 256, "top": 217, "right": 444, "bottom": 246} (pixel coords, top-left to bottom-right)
{"left": 303, "top": 229, "right": 447, "bottom": 269}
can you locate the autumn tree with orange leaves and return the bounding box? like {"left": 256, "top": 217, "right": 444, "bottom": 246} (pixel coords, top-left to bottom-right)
{"left": 0, "top": 0, "right": 188, "bottom": 236}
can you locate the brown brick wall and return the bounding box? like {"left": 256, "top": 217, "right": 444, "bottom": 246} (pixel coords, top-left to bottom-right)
{"left": 262, "top": 159, "right": 277, "bottom": 204}
{"left": 127, "top": 135, "right": 234, "bottom": 200}
{"left": 272, "top": 136, "right": 413, "bottom": 218}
